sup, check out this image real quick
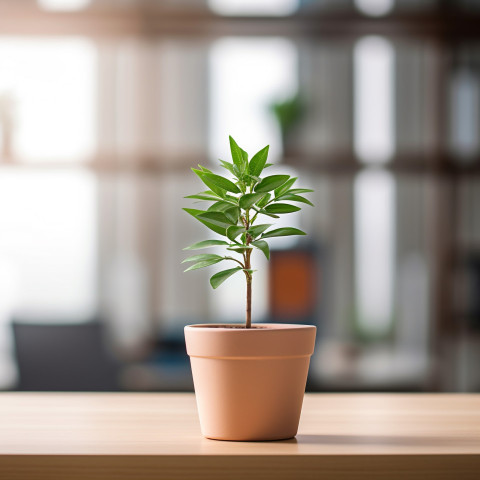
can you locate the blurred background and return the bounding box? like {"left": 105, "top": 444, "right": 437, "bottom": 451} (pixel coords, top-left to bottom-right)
{"left": 0, "top": 0, "right": 479, "bottom": 393}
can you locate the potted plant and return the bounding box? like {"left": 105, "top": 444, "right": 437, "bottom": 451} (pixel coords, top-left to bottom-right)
{"left": 269, "top": 94, "right": 304, "bottom": 156}
{"left": 183, "top": 136, "right": 316, "bottom": 441}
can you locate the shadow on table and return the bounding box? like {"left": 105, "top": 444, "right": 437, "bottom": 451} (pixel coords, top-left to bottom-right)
{"left": 295, "top": 434, "right": 477, "bottom": 447}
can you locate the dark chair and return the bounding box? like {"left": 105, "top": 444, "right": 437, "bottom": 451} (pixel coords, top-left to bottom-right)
{"left": 12, "top": 321, "right": 119, "bottom": 391}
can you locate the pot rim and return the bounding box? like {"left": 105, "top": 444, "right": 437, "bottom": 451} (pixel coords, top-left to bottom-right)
{"left": 184, "top": 323, "right": 316, "bottom": 358}
{"left": 185, "top": 323, "right": 315, "bottom": 332}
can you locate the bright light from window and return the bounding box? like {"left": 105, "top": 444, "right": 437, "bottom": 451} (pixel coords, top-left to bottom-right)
{"left": 450, "top": 69, "right": 480, "bottom": 161}
{"left": 38, "top": 0, "right": 91, "bottom": 10}
{"left": 0, "top": 38, "right": 96, "bottom": 162}
{"left": 0, "top": 171, "right": 97, "bottom": 319}
{"left": 209, "top": 0, "right": 298, "bottom": 16}
{"left": 355, "top": 0, "right": 394, "bottom": 16}
{"left": 209, "top": 37, "right": 298, "bottom": 162}
{"left": 354, "top": 169, "right": 395, "bottom": 335}
{"left": 354, "top": 36, "right": 394, "bottom": 164}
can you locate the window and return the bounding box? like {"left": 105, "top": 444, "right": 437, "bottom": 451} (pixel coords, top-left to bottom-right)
{"left": 450, "top": 68, "right": 480, "bottom": 162}
{"left": 209, "top": 37, "right": 298, "bottom": 162}
{"left": 355, "top": 0, "right": 394, "bottom": 16}
{"left": 0, "top": 171, "right": 97, "bottom": 317}
{"left": 38, "top": 0, "right": 91, "bottom": 11}
{"left": 354, "top": 170, "right": 396, "bottom": 335}
{"left": 0, "top": 38, "right": 96, "bottom": 162}
{"left": 209, "top": 0, "right": 298, "bottom": 16}
{"left": 354, "top": 36, "right": 395, "bottom": 164}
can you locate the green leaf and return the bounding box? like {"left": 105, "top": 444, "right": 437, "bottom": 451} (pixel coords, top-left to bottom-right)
{"left": 264, "top": 163, "right": 273, "bottom": 168}
{"left": 241, "top": 149, "right": 249, "bottom": 172}
{"left": 184, "top": 258, "right": 224, "bottom": 272}
{"left": 192, "top": 169, "right": 226, "bottom": 198}
{"left": 229, "top": 136, "right": 247, "bottom": 173}
{"left": 276, "top": 194, "right": 314, "bottom": 207}
{"left": 198, "top": 164, "right": 213, "bottom": 173}
{"left": 227, "top": 246, "right": 252, "bottom": 253}
{"left": 251, "top": 240, "right": 270, "bottom": 260}
{"left": 199, "top": 171, "right": 241, "bottom": 194}
{"left": 196, "top": 211, "right": 235, "bottom": 228}
{"left": 183, "top": 208, "right": 227, "bottom": 236}
{"left": 257, "top": 209, "right": 280, "bottom": 219}
{"left": 275, "top": 177, "right": 297, "bottom": 198}
{"left": 224, "top": 194, "right": 240, "bottom": 204}
{"left": 254, "top": 175, "right": 290, "bottom": 193}
{"left": 247, "top": 223, "right": 272, "bottom": 238}
{"left": 183, "top": 240, "right": 229, "bottom": 250}
{"left": 208, "top": 201, "right": 234, "bottom": 213}
{"left": 243, "top": 174, "right": 261, "bottom": 188}
{"left": 288, "top": 188, "right": 314, "bottom": 194}
{"left": 224, "top": 206, "right": 240, "bottom": 224}
{"left": 219, "top": 160, "right": 237, "bottom": 177}
{"left": 248, "top": 145, "right": 269, "bottom": 177}
{"left": 210, "top": 267, "right": 243, "bottom": 289}
{"left": 233, "top": 164, "right": 242, "bottom": 178}
{"left": 239, "top": 193, "right": 266, "bottom": 209}
{"left": 197, "top": 190, "right": 224, "bottom": 197}
{"left": 184, "top": 194, "right": 221, "bottom": 202}
{"left": 256, "top": 192, "right": 271, "bottom": 208}
{"left": 226, "top": 225, "right": 245, "bottom": 242}
{"left": 261, "top": 227, "right": 306, "bottom": 239}
{"left": 182, "top": 254, "right": 223, "bottom": 264}
{"left": 264, "top": 203, "right": 301, "bottom": 214}
{"left": 237, "top": 180, "right": 247, "bottom": 194}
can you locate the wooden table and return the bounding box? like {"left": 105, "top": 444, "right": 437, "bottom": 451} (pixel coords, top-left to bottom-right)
{"left": 0, "top": 393, "right": 479, "bottom": 479}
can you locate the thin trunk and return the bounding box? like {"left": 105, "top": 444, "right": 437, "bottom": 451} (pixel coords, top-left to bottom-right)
{"left": 245, "top": 247, "right": 252, "bottom": 329}
{"left": 243, "top": 209, "right": 253, "bottom": 329}
{"left": 246, "top": 277, "right": 252, "bottom": 329}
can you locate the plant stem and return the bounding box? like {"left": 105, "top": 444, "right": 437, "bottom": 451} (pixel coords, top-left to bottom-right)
{"left": 246, "top": 273, "right": 252, "bottom": 329}
{"left": 244, "top": 246, "right": 252, "bottom": 329}
{"left": 244, "top": 208, "right": 252, "bottom": 329}
{"left": 224, "top": 256, "right": 245, "bottom": 268}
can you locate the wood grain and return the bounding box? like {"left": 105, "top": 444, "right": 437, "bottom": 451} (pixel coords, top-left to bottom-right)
{"left": 0, "top": 393, "right": 479, "bottom": 479}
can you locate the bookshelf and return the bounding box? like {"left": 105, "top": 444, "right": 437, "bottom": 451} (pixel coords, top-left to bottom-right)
{"left": 0, "top": 0, "right": 479, "bottom": 391}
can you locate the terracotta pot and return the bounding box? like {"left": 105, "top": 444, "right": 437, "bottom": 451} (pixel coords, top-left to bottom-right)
{"left": 184, "top": 323, "right": 316, "bottom": 441}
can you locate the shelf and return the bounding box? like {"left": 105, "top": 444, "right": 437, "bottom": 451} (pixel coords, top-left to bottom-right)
{"left": 1, "top": 5, "right": 480, "bottom": 40}
{"left": 1, "top": 153, "right": 479, "bottom": 177}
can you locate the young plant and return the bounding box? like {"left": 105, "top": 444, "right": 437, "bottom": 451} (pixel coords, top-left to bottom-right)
{"left": 182, "top": 136, "right": 313, "bottom": 329}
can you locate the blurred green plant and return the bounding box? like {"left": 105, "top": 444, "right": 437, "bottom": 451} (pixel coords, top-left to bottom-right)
{"left": 183, "top": 136, "right": 314, "bottom": 328}
{"left": 269, "top": 94, "right": 304, "bottom": 152}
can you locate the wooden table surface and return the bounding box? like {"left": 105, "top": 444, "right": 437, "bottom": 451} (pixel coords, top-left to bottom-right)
{"left": 0, "top": 393, "right": 479, "bottom": 479}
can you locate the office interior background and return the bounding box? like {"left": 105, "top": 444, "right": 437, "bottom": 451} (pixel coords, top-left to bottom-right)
{"left": 0, "top": 0, "right": 479, "bottom": 393}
